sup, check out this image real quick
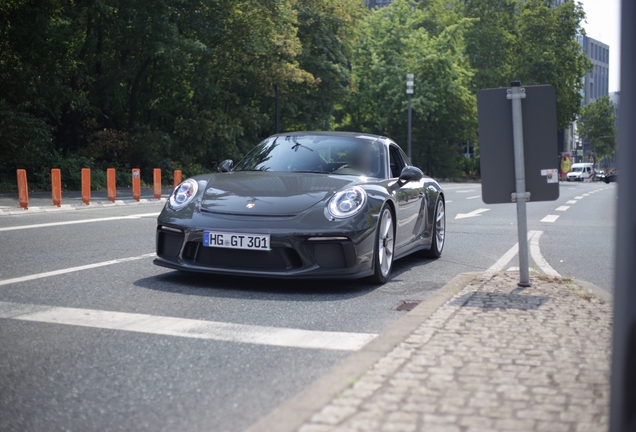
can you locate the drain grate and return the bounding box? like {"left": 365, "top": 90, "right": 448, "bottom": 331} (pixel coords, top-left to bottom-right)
{"left": 393, "top": 300, "right": 421, "bottom": 312}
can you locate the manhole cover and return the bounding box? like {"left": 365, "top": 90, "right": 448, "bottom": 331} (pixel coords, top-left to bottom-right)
{"left": 393, "top": 300, "right": 421, "bottom": 312}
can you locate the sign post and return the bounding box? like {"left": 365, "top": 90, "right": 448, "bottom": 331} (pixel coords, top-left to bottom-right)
{"left": 478, "top": 83, "right": 559, "bottom": 287}
{"left": 508, "top": 82, "right": 530, "bottom": 287}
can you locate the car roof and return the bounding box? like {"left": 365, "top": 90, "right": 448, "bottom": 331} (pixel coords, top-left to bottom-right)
{"left": 268, "top": 131, "right": 388, "bottom": 143}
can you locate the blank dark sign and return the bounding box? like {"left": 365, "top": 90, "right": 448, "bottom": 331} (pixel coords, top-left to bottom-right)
{"left": 478, "top": 85, "right": 559, "bottom": 204}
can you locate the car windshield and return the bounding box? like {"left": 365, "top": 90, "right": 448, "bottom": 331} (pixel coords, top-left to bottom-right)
{"left": 234, "top": 135, "right": 387, "bottom": 178}
{"left": 571, "top": 167, "right": 583, "bottom": 172}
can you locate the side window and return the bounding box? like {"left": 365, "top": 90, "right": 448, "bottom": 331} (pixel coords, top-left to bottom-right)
{"left": 398, "top": 147, "right": 412, "bottom": 167}
{"left": 389, "top": 145, "right": 406, "bottom": 178}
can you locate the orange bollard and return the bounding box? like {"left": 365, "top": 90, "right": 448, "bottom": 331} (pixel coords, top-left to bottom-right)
{"left": 173, "top": 170, "right": 182, "bottom": 187}
{"left": 51, "top": 168, "right": 62, "bottom": 207}
{"left": 132, "top": 168, "right": 141, "bottom": 201}
{"left": 16, "top": 169, "right": 28, "bottom": 210}
{"left": 81, "top": 168, "right": 91, "bottom": 205}
{"left": 153, "top": 168, "right": 162, "bottom": 200}
{"left": 107, "top": 168, "right": 116, "bottom": 202}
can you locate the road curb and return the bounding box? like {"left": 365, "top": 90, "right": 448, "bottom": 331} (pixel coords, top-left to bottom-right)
{"left": 574, "top": 278, "right": 613, "bottom": 303}
{"left": 245, "top": 271, "right": 481, "bottom": 432}
{"left": 0, "top": 198, "right": 166, "bottom": 216}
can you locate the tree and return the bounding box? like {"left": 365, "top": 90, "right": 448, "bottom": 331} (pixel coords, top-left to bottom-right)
{"left": 340, "top": 0, "right": 476, "bottom": 177}
{"left": 513, "top": 0, "right": 592, "bottom": 130}
{"left": 460, "top": 0, "right": 517, "bottom": 91}
{"left": 460, "top": 0, "right": 592, "bottom": 130}
{"left": 578, "top": 96, "right": 617, "bottom": 161}
{"left": 1, "top": 0, "right": 358, "bottom": 187}
{"left": 282, "top": 0, "right": 367, "bottom": 132}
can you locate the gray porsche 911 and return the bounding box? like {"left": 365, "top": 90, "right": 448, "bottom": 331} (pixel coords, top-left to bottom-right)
{"left": 154, "top": 131, "right": 445, "bottom": 283}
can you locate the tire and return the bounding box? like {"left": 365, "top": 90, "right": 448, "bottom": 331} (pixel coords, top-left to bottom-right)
{"left": 422, "top": 198, "right": 445, "bottom": 259}
{"left": 370, "top": 205, "right": 395, "bottom": 284}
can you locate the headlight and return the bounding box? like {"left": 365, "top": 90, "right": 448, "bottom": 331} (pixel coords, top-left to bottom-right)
{"left": 328, "top": 186, "right": 367, "bottom": 219}
{"left": 169, "top": 179, "right": 198, "bottom": 210}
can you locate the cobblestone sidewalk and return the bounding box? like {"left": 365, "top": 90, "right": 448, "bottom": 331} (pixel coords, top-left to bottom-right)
{"left": 298, "top": 273, "right": 612, "bottom": 432}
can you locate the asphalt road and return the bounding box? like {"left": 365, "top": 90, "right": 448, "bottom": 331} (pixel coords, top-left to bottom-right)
{"left": 0, "top": 180, "right": 616, "bottom": 431}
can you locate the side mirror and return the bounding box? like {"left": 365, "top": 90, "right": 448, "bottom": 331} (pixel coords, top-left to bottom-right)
{"left": 398, "top": 166, "right": 423, "bottom": 183}
{"left": 218, "top": 159, "right": 234, "bottom": 173}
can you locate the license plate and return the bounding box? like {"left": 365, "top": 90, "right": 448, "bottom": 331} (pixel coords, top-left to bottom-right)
{"left": 203, "top": 231, "right": 271, "bottom": 251}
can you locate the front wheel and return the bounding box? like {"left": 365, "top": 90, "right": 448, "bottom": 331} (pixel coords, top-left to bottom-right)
{"left": 370, "top": 205, "right": 395, "bottom": 284}
{"left": 422, "top": 198, "right": 445, "bottom": 259}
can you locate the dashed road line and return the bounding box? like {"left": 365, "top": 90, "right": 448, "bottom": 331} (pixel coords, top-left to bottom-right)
{"left": 0, "top": 253, "right": 156, "bottom": 287}
{"left": 566, "top": 200, "right": 577, "bottom": 204}
{"left": 555, "top": 206, "right": 570, "bottom": 212}
{"left": 541, "top": 215, "right": 560, "bottom": 223}
{"left": 466, "top": 195, "right": 481, "bottom": 200}
{"left": 0, "top": 213, "right": 159, "bottom": 232}
{"left": 574, "top": 196, "right": 584, "bottom": 199}
{"left": 0, "top": 301, "right": 376, "bottom": 351}
{"left": 455, "top": 189, "right": 477, "bottom": 193}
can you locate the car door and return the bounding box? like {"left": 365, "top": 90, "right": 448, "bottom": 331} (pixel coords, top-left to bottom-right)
{"left": 389, "top": 145, "right": 424, "bottom": 249}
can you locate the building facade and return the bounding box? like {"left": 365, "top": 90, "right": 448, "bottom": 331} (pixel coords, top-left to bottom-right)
{"left": 577, "top": 35, "right": 610, "bottom": 106}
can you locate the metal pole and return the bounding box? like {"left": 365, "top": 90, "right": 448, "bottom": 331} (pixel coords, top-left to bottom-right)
{"left": 406, "top": 73, "right": 414, "bottom": 161}
{"left": 407, "top": 94, "right": 412, "bottom": 160}
{"left": 508, "top": 81, "right": 530, "bottom": 287}
{"left": 275, "top": 85, "right": 280, "bottom": 134}
{"left": 610, "top": 0, "right": 636, "bottom": 429}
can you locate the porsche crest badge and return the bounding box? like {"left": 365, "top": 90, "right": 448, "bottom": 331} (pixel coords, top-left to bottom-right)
{"left": 246, "top": 203, "right": 255, "bottom": 209}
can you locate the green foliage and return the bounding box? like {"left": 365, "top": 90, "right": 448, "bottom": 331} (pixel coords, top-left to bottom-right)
{"left": 460, "top": 0, "right": 591, "bottom": 129}
{"left": 0, "top": 0, "right": 594, "bottom": 185}
{"left": 578, "top": 96, "right": 617, "bottom": 160}
{"left": 0, "top": 0, "right": 363, "bottom": 187}
{"left": 461, "top": 0, "right": 517, "bottom": 91}
{"left": 340, "top": 0, "right": 476, "bottom": 177}
{"left": 514, "top": 0, "right": 592, "bottom": 129}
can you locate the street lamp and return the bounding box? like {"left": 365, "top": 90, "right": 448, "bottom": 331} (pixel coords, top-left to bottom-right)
{"left": 406, "top": 73, "right": 414, "bottom": 160}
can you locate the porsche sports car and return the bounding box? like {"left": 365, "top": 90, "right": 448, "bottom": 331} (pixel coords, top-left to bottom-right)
{"left": 154, "top": 131, "right": 445, "bottom": 283}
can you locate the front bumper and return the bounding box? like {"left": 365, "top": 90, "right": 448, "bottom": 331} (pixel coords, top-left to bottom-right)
{"left": 154, "top": 225, "right": 376, "bottom": 279}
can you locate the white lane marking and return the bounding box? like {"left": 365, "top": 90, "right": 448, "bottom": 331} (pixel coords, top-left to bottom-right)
{"left": 446, "top": 200, "right": 453, "bottom": 203}
{"left": 0, "top": 213, "right": 160, "bottom": 232}
{"left": 529, "top": 231, "right": 561, "bottom": 277}
{"left": 0, "top": 301, "right": 376, "bottom": 351}
{"left": 566, "top": 200, "right": 577, "bottom": 204}
{"left": 455, "top": 190, "right": 476, "bottom": 193}
{"left": 455, "top": 208, "right": 490, "bottom": 220}
{"left": 0, "top": 253, "right": 156, "bottom": 287}
{"left": 485, "top": 230, "right": 539, "bottom": 274}
{"left": 583, "top": 193, "right": 591, "bottom": 196}
{"left": 574, "top": 196, "right": 584, "bottom": 199}
{"left": 541, "top": 215, "right": 560, "bottom": 223}
{"left": 466, "top": 195, "right": 481, "bottom": 200}
{"left": 555, "top": 206, "right": 570, "bottom": 212}
{"left": 506, "top": 267, "right": 538, "bottom": 273}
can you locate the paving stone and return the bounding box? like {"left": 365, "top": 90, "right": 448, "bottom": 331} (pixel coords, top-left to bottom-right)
{"left": 295, "top": 273, "right": 611, "bottom": 432}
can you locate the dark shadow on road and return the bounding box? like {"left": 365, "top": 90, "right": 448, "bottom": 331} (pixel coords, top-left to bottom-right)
{"left": 133, "top": 255, "right": 439, "bottom": 301}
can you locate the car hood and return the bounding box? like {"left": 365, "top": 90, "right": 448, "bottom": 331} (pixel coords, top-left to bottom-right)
{"left": 199, "top": 171, "right": 358, "bottom": 216}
